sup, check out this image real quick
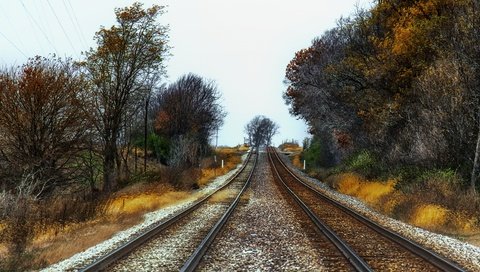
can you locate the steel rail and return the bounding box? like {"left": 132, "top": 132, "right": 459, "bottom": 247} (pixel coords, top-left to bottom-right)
{"left": 267, "top": 148, "right": 373, "bottom": 272}
{"left": 180, "top": 151, "right": 258, "bottom": 272}
{"left": 80, "top": 151, "right": 254, "bottom": 272}
{"left": 270, "top": 147, "right": 465, "bottom": 272}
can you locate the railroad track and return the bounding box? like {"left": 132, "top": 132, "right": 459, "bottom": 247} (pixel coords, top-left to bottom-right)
{"left": 80, "top": 151, "right": 257, "bottom": 271}
{"left": 194, "top": 151, "right": 355, "bottom": 271}
{"left": 267, "top": 147, "right": 465, "bottom": 271}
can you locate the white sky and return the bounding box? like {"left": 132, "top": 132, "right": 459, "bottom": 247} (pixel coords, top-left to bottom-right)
{"left": 0, "top": 0, "right": 371, "bottom": 146}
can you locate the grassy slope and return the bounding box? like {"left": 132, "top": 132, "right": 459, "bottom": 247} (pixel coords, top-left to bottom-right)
{"left": 1, "top": 147, "right": 244, "bottom": 269}
{"left": 286, "top": 152, "right": 480, "bottom": 247}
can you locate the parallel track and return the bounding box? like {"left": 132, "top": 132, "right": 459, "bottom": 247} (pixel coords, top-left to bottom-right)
{"left": 81, "top": 151, "right": 256, "bottom": 271}
{"left": 268, "top": 147, "right": 465, "bottom": 272}
{"left": 180, "top": 151, "right": 257, "bottom": 272}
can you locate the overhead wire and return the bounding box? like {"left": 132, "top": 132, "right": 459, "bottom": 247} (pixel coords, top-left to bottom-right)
{"left": 20, "top": 0, "right": 59, "bottom": 55}
{"left": 0, "top": 30, "right": 28, "bottom": 58}
{"left": 62, "top": 0, "right": 88, "bottom": 50}
{"left": 0, "top": 2, "right": 27, "bottom": 54}
{"left": 46, "top": 0, "right": 79, "bottom": 58}
{"left": 65, "top": 0, "right": 89, "bottom": 49}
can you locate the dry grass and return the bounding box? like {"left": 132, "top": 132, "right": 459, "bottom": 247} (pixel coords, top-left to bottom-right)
{"left": 33, "top": 216, "right": 140, "bottom": 266}
{"left": 237, "top": 144, "right": 250, "bottom": 152}
{"left": 279, "top": 142, "right": 303, "bottom": 153}
{"left": 208, "top": 189, "right": 236, "bottom": 203}
{"left": 331, "top": 173, "right": 396, "bottom": 205}
{"left": 105, "top": 191, "right": 194, "bottom": 216}
{"left": 292, "top": 154, "right": 303, "bottom": 169}
{"left": 1, "top": 147, "right": 247, "bottom": 269}
{"left": 25, "top": 182, "right": 198, "bottom": 268}
{"left": 198, "top": 148, "right": 242, "bottom": 187}
{"left": 410, "top": 204, "right": 448, "bottom": 230}
{"left": 326, "top": 171, "right": 480, "bottom": 236}
{"left": 28, "top": 148, "right": 244, "bottom": 268}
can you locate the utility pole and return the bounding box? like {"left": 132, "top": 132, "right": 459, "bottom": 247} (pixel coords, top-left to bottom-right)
{"left": 144, "top": 94, "right": 150, "bottom": 173}
{"left": 214, "top": 127, "right": 218, "bottom": 176}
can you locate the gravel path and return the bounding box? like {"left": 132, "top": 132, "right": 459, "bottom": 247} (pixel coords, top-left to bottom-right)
{"left": 198, "top": 152, "right": 352, "bottom": 271}
{"left": 277, "top": 150, "right": 480, "bottom": 271}
{"left": 41, "top": 153, "right": 249, "bottom": 272}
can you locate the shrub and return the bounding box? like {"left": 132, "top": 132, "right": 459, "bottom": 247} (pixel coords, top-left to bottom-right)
{"left": 302, "top": 136, "right": 335, "bottom": 168}
{"left": 341, "top": 150, "right": 384, "bottom": 178}
{"left": 133, "top": 133, "right": 170, "bottom": 164}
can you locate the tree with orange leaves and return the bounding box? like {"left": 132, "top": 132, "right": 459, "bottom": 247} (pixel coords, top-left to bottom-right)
{"left": 0, "top": 56, "right": 88, "bottom": 195}
{"left": 82, "top": 2, "right": 169, "bottom": 193}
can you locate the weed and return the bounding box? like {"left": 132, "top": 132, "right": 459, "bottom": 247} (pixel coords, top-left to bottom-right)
{"left": 410, "top": 204, "right": 448, "bottom": 230}
{"left": 209, "top": 189, "right": 236, "bottom": 203}
{"left": 291, "top": 154, "right": 303, "bottom": 169}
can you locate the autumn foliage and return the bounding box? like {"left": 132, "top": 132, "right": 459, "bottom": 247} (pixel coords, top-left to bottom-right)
{"left": 285, "top": 0, "right": 480, "bottom": 191}
{"left": 0, "top": 56, "right": 88, "bottom": 192}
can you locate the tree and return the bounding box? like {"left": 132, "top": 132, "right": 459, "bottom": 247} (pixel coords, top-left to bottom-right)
{"left": 283, "top": 0, "right": 480, "bottom": 194}
{"left": 82, "top": 2, "right": 169, "bottom": 192}
{"left": 0, "top": 56, "right": 88, "bottom": 194}
{"left": 244, "top": 116, "right": 279, "bottom": 149}
{"left": 154, "top": 74, "right": 225, "bottom": 168}
{"left": 445, "top": 0, "right": 480, "bottom": 192}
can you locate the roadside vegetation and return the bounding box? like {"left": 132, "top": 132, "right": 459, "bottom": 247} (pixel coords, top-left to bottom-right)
{"left": 286, "top": 141, "right": 480, "bottom": 244}
{"left": 283, "top": 0, "right": 480, "bottom": 242}
{"left": 0, "top": 146, "right": 243, "bottom": 270}
{"left": 0, "top": 2, "right": 233, "bottom": 271}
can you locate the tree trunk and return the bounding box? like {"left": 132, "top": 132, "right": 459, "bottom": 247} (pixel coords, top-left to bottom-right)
{"left": 471, "top": 120, "right": 480, "bottom": 193}
{"left": 134, "top": 146, "right": 138, "bottom": 173}
{"left": 144, "top": 96, "right": 149, "bottom": 173}
{"left": 103, "top": 139, "right": 117, "bottom": 193}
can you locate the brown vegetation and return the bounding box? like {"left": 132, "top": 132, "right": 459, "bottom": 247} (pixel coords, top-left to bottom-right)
{"left": 0, "top": 147, "right": 242, "bottom": 270}
{"left": 284, "top": 0, "right": 480, "bottom": 191}
{"left": 323, "top": 172, "right": 480, "bottom": 238}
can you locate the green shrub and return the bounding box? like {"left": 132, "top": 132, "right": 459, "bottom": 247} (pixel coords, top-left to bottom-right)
{"left": 134, "top": 133, "right": 170, "bottom": 163}
{"left": 347, "top": 150, "right": 375, "bottom": 170}
{"left": 302, "top": 136, "right": 334, "bottom": 168}
{"left": 342, "top": 150, "right": 383, "bottom": 177}
{"left": 419, "top": 168, "right": 460, "bottom": 185}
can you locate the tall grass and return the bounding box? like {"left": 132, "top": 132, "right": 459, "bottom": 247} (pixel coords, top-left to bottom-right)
{"left": 0, "top": 146, "right": 246, "bottom": 270}
{"left": 303, "top": 149, "right": 480, "bottom": 236}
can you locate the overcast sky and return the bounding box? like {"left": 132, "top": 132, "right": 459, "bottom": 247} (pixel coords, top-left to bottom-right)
{"left": 0, "top": 0, "right": 371, "bottom": 146}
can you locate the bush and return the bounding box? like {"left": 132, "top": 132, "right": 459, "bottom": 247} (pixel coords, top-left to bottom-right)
{"left": 341, "top": 150, "right": 384, "bottom": 178}
{"left": 133, "top": 133, "right": 170, "bottom": 164}
{"left": 346, "top": 150, "right": 374, "bottom": 170}
{"left": 302, "top": 136, "right": 334, "bottom": 168}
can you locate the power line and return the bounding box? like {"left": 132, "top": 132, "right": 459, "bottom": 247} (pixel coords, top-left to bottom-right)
{"left": 46, "top": 0, "right": 78, "bottom": 57}
{"left": 33, "top": 0, "right": 53, "bottom": 34}
{"left": 65, "top": 0, "right": 89, "bottom": 49}
{"left": 62, "top": 0, "right": 87, "bottom": 49}
{"left": 20, "top": 0, "right": 59, "bottom": 55}
{"left": 0, "top": 30, "right": 28, "bottom": 58}
{"left": 0, "top": 2, "right": 27, "bottom": 53}
{"left": 61, "top": 0, "right": 81, "bottom": 47}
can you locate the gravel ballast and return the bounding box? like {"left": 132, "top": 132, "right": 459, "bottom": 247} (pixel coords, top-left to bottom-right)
{"left": 277, "top": 150, "right": 480, "bottom": 271}
{"left": 41, "top": 153, "right": 248, "bottom": 272}
{"left": 197, "top": 152, "right": 347, "bottom": 271}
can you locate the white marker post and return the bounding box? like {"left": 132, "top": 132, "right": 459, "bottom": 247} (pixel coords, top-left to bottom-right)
{"left": 303, "top": 160, "right": 306, "bottom": 170}
{"left": 221, "top": 159, "right": 224, "bottom": 168}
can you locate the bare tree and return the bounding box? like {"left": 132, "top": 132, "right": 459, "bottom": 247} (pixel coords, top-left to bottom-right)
{"left": 154, "top": 73, "right": 225, "bottom": 168}
{"left": 0, "top": 56, "right": 88, "bottom": 193}
{"left": 82, "top": 3, "right": 169, "bottom": 193}
{"left": 245, "top": 116, "right": 279, "bottom": 149}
